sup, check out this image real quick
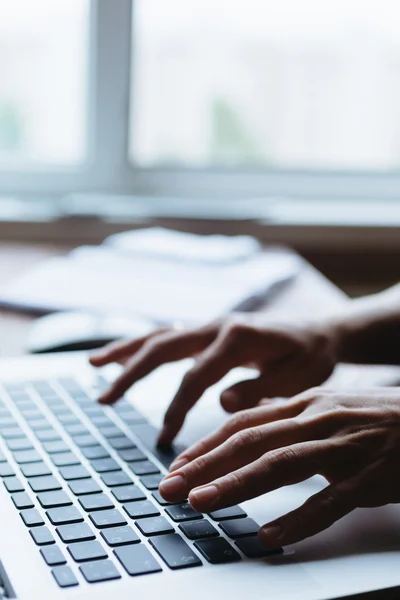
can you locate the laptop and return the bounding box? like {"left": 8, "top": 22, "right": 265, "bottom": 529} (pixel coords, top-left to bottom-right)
{"left": 0, "top": 351, "right": 400, "bottom": 600}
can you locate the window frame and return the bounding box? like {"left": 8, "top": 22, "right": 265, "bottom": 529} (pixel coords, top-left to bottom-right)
{"left": 2, "top": 0, "right": 400, "bottom": 201}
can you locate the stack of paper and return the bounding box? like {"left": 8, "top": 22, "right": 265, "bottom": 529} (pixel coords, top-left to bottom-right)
{"left": 0, "top": 229, "right": 301, "bottom": 325}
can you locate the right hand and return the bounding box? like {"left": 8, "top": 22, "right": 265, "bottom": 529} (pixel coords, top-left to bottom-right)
{"left": 90, "top": 314, "right": 339, "bottom": 445}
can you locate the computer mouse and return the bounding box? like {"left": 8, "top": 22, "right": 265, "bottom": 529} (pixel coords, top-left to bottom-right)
{"left": 27, "top": 311, "right": 155, "bottom": 354}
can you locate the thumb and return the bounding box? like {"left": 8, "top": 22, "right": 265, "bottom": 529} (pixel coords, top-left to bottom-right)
{"left": 220, "top": 375, "right": 272, "bottom": 412}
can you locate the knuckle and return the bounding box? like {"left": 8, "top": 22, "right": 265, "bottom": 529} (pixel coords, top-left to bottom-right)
{"left": 187, "top": 454, "right": 209, "bottom": 479}
{"left": 230, "top": 426, "right": 263, "bottom": 452}
{"left": 225, "top": 410, "right": 254, "bottom": 435}
{"left": 267, "top": 446, "right": 298, "bottom": 467}
{"left": 315, "top": 489, "right": 340, "bottom": 511}
{"left": 225, "top": 321, "right": 255, "bottom": 343}
{"left": 284, "top": 511, "right": 309, "bottom": 536}
{"left": 180, "top": 368, "right": 199, "bottom": 389}
{"left": 222, "top": 470, "right": 245, "bottom": 492}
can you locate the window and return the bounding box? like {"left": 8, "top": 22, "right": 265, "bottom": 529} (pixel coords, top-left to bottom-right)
{"left": 2, "top": 0, "right": 400, "bottom": 199}
{"left": 0, "top": 0, "right": 89, "bottom": 168}
{"left": 131, "top": 0, "right": 400, "bottom": 171}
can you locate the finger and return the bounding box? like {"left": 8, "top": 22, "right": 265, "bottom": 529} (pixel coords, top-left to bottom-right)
{"left": 259, "top": 478, "right": 358, "bottom": 546}
{"left": 89, "top": 331, "right": 166, "bottom": 366}
{"left": 157, "top": 330, "right": 249, "bottom": 446}
{"left": 187, "top": 440, "right": 348, "bottom": 513}
{"left": 160, "top": 418, "right": 318, "bottom": 502}
{"left": 169, "top": 398, "right": 306, "bottom": 471}
{"left": 98, "top": 327, "right": 216, "bottom": 405}
{"left": 220, "top": 374, "right": 277, "bottom": 412}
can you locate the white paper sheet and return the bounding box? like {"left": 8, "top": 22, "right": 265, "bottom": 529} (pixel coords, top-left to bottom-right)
{"left": 0, "top": 235, "right": 301, "bottom": 325}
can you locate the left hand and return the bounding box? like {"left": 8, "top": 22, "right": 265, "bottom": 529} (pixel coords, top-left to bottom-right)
{"left": 159, "top": 388, "right": 400, "bottom": 547}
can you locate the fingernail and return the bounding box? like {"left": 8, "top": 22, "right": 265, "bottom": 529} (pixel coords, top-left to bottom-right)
{"left": 189, "top": 485, "right": 219, "bottom": 508}
{"left": 159, "top": 474, "right": 185, "bottom": 497}
{"left": 221, "top": 391, "right": 238, "bottom": 411}
{"left": 259, "top": 524, "right": 284, "bottom": 543}
{"left": 169, "top": 457, "right": 188, "bottom": 472}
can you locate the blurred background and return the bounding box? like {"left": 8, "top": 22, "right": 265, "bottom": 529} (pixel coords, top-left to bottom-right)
{"left": 3, "top": 0, "right": 400, "bottom": 170}
{"left": 1, "top": 0, "right": 400, "bottom": 297}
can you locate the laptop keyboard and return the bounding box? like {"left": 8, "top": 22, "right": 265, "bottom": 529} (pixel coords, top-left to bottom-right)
{"left": 0, "top": 377, "right": 282, "bottom": 589}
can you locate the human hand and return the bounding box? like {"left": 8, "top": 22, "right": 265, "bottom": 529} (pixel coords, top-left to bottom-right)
{"left": 90, "top": 315, "right": 337, "bottom": 444}
{"left": 159, "top": 388, "right": 400, "bottom": 546}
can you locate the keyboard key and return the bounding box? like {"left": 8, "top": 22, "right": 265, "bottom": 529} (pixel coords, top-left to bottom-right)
{"left": 0, "top": 463, "right": 15, "bottom": 478}
{"left": 135, "top": 516, "right": 174, "bottom": 537}
{"left": 0, "top": 426, "right": 25, "bottom": 439}
{"left": 21, "top": 462, "right": 52, "bottom": 478}
{"left": 209, "top": 506, "right": 247, "bottom": 521}
{"left": 114, "top": 544, "right": 162, "bottom": 576}
{"left": 35, "top": 429, "right": 61, "bottom": 443}
{"left": 194, "top": 538, "right": 241, "bottom": 564}
{"left": 0, "top": 450, "right": 6, "bottom": 462}
{"left": 13, "top": 449, "right": 42, "bottom": 464}
{"left": 0, "top": 418, "right": 18, "bottom": 429}
{"left": 56, "top": 413, "right": 80, "bottom": 426}
{"left": 81, "top": 406, "right": 105, "bottom": 418}
{"left": 152, "top": 491, "right": 176, "bottom": 506}
{"left": 72, "top": 434, "right": 99, "bottom": 448}
{"left": 29, "top": 476, "right": 62, "bottom": 493}
{"left": 118, "top": 448, "right": 146, "bottom": 462}
{"left": 79, "top": 494, "right": 114, "bottom": 512}
{"left": 51, "top": 452, "right": 80, "bottom": 467}
{"left": 101, "top": 526, "right": 140, "bottom": 547}
{"left": 38, "top": 491, "right": 73, "bottom": 509}
{"left": 68, "top": 541, "right": 107, "bottom": 562}
{"left": 6, "top": 438, "right": 33, "bottom": 451}
{"left": 57, "top": 523, "right": 96, "bottom": 543}
{"left": 12, "top": 491, "right": 34, "bottom": 509}
{"left": 140, "top": 474, "right": 164, "bottom": 490}
{"left": 59, "top": 465, "right": 91, "bottom": 481}
{"left": 179, "top": 520, "right": 219, "bottom": 540}
{"left": 150, "top": 534, "right": 202, "bottom": 570}
{"left": 80, "top": 445, "right": 110, "bottom": 460}
{"left": 124, "top": 500, "right": 160, "bottom": 519}
{"left": 98, "top": 425, "right": 124, "bottom": 439}
{"left": 113, "top": 402, "right": 137, "bottom": 415}
{"left": 41, "top": 546, "right": 67, "bottom": 566}
{"left": 90, "top": 415, "right": 113, "bottom": 427}
{"left": 89, "top": 509, "right": 127, "bottom": 529}
{"left": 235, "top": 536, "right": 283, "bottom": 558}
{"left": 111, "top": 485, "right": 146, "bottom": 503}
{"left": 101, "top": 471, "right": 132, "bottom": 487}
{"left": 123, "top": 423, "right": 182, "bottom": 469}
{"left": 47, "top": 506, "right": 84, "bottom": 525}
{"left": 52, "top": 565, "right": 79, "bottom": 588}
{"left": 165, "top": 503, "right": 203, "bottom": 522}
{"left": 29, "top": 419, "right": 52, "bottom": 432}
{"left": 129, "top": 460, "right": 160, "bottom": 476}
{"left": 4, "top": 477, "right": 24, "bottom": 492}
{"left": 20, "top": 508, "right": 45, "bottom": 527}
{"left": 80, "top": 560, "right": 121, "bottom": 583}
{"left": 30, "top": 526, "right": 55, "bottom": 546}
{"left": 64, "top": 423, "right": 89, "bottom": 436}
{"left": 90, "top": 458, "right": 120, "bottom": 473}
{"left": 219, "top": 518, "right": 259, "bottom": 539}
{"left": 118, "top": 412, "right": 147, "bottom": 426}
{"left": 42, "top": 440, "right": 70, "bottom": 454}
{"left": 107, "top": 436, "right": 136, "bottom": 451}
{"left": 69, "top": 479, "right": 102, "bottom": 496}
